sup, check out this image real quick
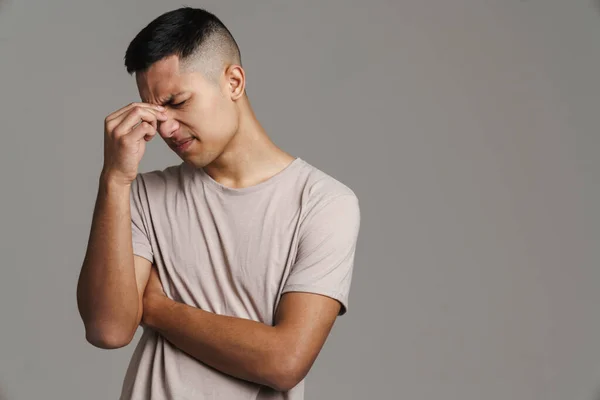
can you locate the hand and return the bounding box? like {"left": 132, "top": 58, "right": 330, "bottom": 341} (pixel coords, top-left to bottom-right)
{"left": 101, "top": 102, "right": 168, "bottom": 186}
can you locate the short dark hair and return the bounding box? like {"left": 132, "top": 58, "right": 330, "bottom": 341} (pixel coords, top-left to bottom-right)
{"left": 124, "top": 7, "right": 241, "bottom": 77}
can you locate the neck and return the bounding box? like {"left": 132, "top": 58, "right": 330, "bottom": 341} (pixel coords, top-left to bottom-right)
{"left": 202, "top": 96, "right": 296, "bottom": 189}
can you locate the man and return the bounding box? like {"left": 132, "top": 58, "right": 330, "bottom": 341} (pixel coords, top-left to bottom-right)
{"left": 76, "top": 7, "right": 361, "bottom": 399}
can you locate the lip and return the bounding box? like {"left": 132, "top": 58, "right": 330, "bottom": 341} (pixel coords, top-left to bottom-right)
{"left": 173, "top": 138, "right": 194, "bottom": 152}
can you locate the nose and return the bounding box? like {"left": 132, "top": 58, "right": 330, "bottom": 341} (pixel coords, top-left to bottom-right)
{"left": 157, "top": 115, "right": 180, "bottom": 139}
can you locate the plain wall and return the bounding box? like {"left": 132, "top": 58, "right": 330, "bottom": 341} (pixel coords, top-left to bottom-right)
{"left": 1, "top": 0, "right": 599, "bottom": 399}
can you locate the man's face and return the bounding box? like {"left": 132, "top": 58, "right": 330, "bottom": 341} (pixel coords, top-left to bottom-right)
{"left": 136, "top": 55, "right": 239, "bottom": 167}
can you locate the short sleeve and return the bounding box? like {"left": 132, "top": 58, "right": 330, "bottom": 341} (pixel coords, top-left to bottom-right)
{"left": 130, "top": 175, "right": 154, "bottom": 263}
{"left": 282, "top": 194, "right": 361, "bottom": 315}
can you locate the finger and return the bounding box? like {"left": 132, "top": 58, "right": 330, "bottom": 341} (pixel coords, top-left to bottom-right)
{"left": 112, "top": 107, "right": 167, "bottom": 137}
{"left": 111, "top": 108, "right": 158, "bottom": 137}
{"left": 107, "top": 102, "right": 165, "bottom": 122}
{"left": 106, "top": 102, "right": 165, "bottom": 123}
{"left": 126, "top": 121, "right": 158, "bottom": 143}
{"left": 143, "top": 128, "right": 158, "bottom": 142}
{"left": 109, "top": 106, "right": 165, "bottom": 132}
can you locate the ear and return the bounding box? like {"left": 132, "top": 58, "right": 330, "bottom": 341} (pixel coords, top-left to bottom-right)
{"left": 225, "top": 64, "right": 245, "bottom": 100}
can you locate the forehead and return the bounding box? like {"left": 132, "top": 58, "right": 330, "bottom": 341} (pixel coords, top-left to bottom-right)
{"left": 136, "top": 55, "right": 199, "bottom": 103}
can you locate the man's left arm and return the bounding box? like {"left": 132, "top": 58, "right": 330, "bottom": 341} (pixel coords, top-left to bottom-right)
{"left": 143, "top": 287, "right": 340, "bottom": 392}
{"left": 143, "top": 192, "right": 360, "bottom": 391}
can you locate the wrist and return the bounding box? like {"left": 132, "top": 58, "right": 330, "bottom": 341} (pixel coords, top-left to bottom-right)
{"left": 100, "top": 170, "right": 133, "bottom": 189}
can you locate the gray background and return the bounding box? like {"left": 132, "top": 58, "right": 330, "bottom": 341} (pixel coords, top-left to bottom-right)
{"left": 0, "top": 0, "right": 598, "bottom": 399}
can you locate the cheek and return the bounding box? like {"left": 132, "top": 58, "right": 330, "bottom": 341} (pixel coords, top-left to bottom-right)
{"left": 203, "top": 95, "right": 238, "bottom": 135}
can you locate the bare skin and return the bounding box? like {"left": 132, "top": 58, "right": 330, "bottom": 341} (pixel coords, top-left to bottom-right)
{"left": 77, "top": 55, "right": 342, "bottom": 390}
{"left": 134, "top": 54, "right": 296, "bottom": 187}
{"left": 76, "top": 101, "right": 167, "bottom": 348}
{"left": 77, "top": 55, "right": 294, "bottom": 347}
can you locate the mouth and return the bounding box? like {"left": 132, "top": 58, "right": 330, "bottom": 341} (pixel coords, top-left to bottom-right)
{"left": 173, "top": 138, "right": 195, "bottom": 152}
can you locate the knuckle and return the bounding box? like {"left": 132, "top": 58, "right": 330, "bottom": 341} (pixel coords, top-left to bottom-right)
{"left": 106, "top": 120, "right": 117, "bottom": 132}
{"left": 113, "top": 126, "right": 126, "bottom": 137}
{"left": 132, "top": 106, "right": 143, "bottom": 115}
{"left": 105, "top": 117, "right": 116, "bottom": 128}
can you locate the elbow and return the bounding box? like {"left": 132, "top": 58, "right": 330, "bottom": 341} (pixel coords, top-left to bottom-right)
{"left": 265, "top": 353, "right": 307, "bottom": 392}
{"left": 77, "top": 301, "right": 139, "bottom": 349}
{"left": 84, "top": 324, "right": 135, "bottom": 350}
{"left": 270, "top": 378, "right": 302, "bottom": 393}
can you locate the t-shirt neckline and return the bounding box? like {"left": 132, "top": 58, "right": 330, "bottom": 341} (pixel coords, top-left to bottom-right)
{"left": 196, "top": 157, "right": 303, "bottom": 196}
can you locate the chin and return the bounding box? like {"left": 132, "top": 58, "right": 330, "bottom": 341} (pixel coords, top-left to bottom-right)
{"left": 181, "top": 157, "right": 202, "bottom": 168}
{"left": 180, "top": 153, "right": 212, "bottom": 169}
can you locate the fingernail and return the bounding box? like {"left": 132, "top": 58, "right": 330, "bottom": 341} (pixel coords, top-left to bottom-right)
{"left": 157, "top": 106, "right": 165, "bottom": 111}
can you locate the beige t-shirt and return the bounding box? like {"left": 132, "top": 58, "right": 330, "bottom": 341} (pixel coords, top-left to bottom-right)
{"left": 120, "top": 157, "right": 360, "bottom": 400}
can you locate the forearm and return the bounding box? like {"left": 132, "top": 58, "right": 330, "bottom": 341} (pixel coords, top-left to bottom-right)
{"left": 76, "top": 173, "right": 139, "bottom": 348}
{"left": 143, "top": 295, "right": 292, "bottom": 390}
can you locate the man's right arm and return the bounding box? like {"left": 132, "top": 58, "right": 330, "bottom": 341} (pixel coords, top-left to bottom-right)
{"left": 76, "top": 173, "right": 152, "bottom": 349}
{"left": 76, "top": 102, "right": 166, "bottom": 349}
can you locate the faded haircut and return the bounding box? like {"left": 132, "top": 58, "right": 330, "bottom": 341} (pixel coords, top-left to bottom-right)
{"left": 124, "top": 7, "right": 241, "bottom": 82}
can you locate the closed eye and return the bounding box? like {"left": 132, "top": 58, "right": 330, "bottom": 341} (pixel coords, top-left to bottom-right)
{"left": 171, "top": 100, "right": 186, "bottom": 108}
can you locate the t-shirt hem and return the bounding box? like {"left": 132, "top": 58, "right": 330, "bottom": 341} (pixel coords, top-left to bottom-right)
{"left": 132, "top": 245, "right": 153, "bottom": 264}
{"left": 281, "top": 284, "right": 348, "bottom": 315}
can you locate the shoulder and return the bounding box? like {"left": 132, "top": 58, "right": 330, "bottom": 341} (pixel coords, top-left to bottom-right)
{"left": 299, "top": 159, "right": 358, "bottom": 200}
{"left": 296, "top": 159, "right": 360, "bottom": 220}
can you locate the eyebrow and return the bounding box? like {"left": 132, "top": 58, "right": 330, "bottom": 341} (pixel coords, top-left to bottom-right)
{"left": 157, "top": 92, "right": 185, "bottom": 106}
